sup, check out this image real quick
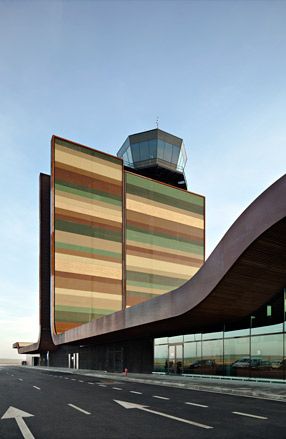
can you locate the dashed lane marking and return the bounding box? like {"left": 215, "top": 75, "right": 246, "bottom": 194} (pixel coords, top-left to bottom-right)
{"left": 88, "top": 382, "right": 95, "bottom": 385}
{"left": 112, "top": 387, "right": 122, "bottom": 391}
{"left": 18, "top": 378, "right": 23, "bottom": 382}
{"left": 68, "top": 404, "right": 91, "bottom": 415}
{"left": 153, "top": 396, "right": 170, "bottom": 400}
{"left": 71, "top": 378, "right": 76, "bottom": 381}
{"left": 78, "top": 380, "right": 84, "bottom": 383}
{"left": 232, "top": 411, "right": 268, "bottom": 420}
{"left": 185, "top": 402, "right": 208, "bottom": 408}
{"left": 130, "top": 391, "right": 143, "bottom": 395}
{"left": 33, "top": 386, "right": 40, "bottom": 390}
{"left": 98, "top": 384, "right": 107, "bottom": 387}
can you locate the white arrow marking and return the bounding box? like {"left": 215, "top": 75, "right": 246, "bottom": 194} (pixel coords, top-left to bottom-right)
{"left": 114, "top": 400, "right": 213, "bottom": 429}
{"left": 1, "top": 406, "right": 35, "bottom": 439}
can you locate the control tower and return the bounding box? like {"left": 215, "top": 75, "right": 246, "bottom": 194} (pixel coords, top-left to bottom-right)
{"left": 117, "top": 128, "right": 188, "bottom": 189}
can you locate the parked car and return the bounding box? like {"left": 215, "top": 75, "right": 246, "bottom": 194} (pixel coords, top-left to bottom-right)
{"left": 189, "top": 359, "right": 216, "bottom": 369}
{"left": 231, "top": 357, "right": 261, "bottom": 368}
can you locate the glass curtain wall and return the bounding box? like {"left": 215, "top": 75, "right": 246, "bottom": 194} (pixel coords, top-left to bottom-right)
{"left": 154, "top": 288, "right": 286, "bottom": 380}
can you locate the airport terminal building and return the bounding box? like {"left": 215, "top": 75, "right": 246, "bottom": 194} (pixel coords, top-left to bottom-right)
{"left": 14, "top": 129, "right": 286, "bottom": 380}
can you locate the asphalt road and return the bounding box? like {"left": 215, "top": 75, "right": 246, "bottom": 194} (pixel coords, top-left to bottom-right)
{"left": 0, "top": 366, "right": 285, "bottom": 439}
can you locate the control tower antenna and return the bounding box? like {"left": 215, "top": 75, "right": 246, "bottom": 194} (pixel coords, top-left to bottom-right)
{"left": 156, "top": 116, "right": 159, "bottom": 128}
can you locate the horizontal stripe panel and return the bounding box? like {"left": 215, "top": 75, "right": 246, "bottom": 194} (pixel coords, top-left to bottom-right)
{"left": 55, "top": 253, "right": 122, "bottom": 279}
{"left": 126, "top": 172, "right": 204, "bottom": 206}
{"left": 127, "top": 195, "right": 204, "bottom": 228}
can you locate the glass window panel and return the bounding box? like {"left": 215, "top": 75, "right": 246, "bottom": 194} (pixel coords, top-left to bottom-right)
{"left": 171, "top": 145, "right": 180, "bottom": 165}
{"left": 154, "top": 344, "right": 168, "bottom": 372}
{"left": 139, "top": 141, "right": 150, "bottom": 162}
{"left": 184, "top": 334, "right": 195, "bottom": 342}
{"left": 149, "top": 139, "right": 157, "bottom": 159}
{"left": 157, "top": 139, "right": 164, "bottom": 160}
{"left": 163, "top": 142, "right": 172, "bottom": 162}
{"left": 168, "top": 335, "right": 183, "bottom": 343}
{"left": 250, "top": 334, "right": 284, "bottom": 379}
{"left": 201, "top": 339, "right": 224, "bottom": 375}
{"left": 202, "top": 331, "right": 223, "bottom": 340}
{"left": 131, "top": 143, "right": 140, "bottom": 163}
{"left": 183, "top": 341, "right": 202, "bottom": 372}
{"left": 224, "top": 336, "right": 250, "bottom": 378}
{"left": 125, "top": 147, "right": 133, "bottom": 165}
{"left": 224, "top": 328, "right": 250, "bottom": 338}
{"left": 251, "top": 322, "right": 283, "bottom": 335}
{"left": 155, "top": 337, "right": 168, "bottom": 345}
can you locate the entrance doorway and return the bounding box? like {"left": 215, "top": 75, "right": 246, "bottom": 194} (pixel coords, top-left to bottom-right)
{"left": 168, "top": 344, "right": 183, "bottom": 374}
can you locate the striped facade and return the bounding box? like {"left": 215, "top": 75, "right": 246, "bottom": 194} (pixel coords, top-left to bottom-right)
{"left": 52, "top": 138, "right": 123, "bottom": 334}
{"left": 52, "top": 137, "right": 205, "bottom": 334}
{"left": 125, "top": 172, "right": 205, "bottom": 307}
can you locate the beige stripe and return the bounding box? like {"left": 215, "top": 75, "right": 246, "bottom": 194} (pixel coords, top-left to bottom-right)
{"left": 55, "top": 194, "right": 122, "bottom": 223}
{"left": 126, "top": 239, "right": 204, "bottom": 261}
{"left": 127, "top": 196, "right": 204, "bottom": 229}
{"left": 55, "top": 231, "right": 122, "bottom": 253}
{"left": 56, "top": 294, "right": 122, "bottom": 310}
{"left": 127, "top": 193, "right": 204, "bottom": 221}
{"left": 55, "top": 253, "right": 122, "bottom": 279}
{"left": 55, "top": 146, "right": 122, "bottom": 181}
{"left": 55, "top": 142, "right": 122, "bottom": 172}
{"left": 126, "top": 284, "right": 167, "bottom": 295}
{"left": 55, "top": 188, "right": 122, "bottom": 212}
{"left": 56, "top": 288, "right": 121, "bottom": 300}
{"left": 127, "top": 255, "right": 198, "bottom": 278}
{"left": 127, "top": 264, "right": 196, "bottom": 279}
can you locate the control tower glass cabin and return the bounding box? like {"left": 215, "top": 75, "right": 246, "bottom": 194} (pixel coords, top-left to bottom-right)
{"left": 117, "top": 128, "right": 188, "bottom": 189}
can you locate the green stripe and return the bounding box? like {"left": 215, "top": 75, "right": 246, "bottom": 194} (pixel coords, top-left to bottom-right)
{"left": 126, "top": 183, "right": 204, "bottom": 215}
{"left": 126, "top": 172, "right": 204, "bottom": 206}
{"left": 55, "top": 138, "right": 121, "bottom": 165}
{"left": 127, "top": 291, "right": 158, "bottom": 299}
{"left": 55, "top": 219, "right": 122, "bottom": 242}
{"left": 127, "top": 223, "right": 203, "bottom": 246}
{"left": 55, "top": 181, "right": 122, "bottom": 205}
{"left": 55, "top": 242, "right": 121, "bottom": 260}
{"left": 127, "top": 229, "right": 204, "bottom": 256}
{"left": 126, "top": 271, "right": 187, "bottom": 287}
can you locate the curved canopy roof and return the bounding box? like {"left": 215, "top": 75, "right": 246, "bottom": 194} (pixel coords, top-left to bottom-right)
{"left": 16, "top": 174, "right": 286, "bottom": 354}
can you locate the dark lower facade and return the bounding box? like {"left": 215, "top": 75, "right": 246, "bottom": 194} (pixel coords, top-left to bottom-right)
{"left": 42, "top": 338, "right": 154, "bottom": 373}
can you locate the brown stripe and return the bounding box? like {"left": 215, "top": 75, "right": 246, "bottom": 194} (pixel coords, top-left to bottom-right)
{"left": 127, "top": 218, "right": 204, "bottom": 243}
{"left": 126, "top": 245, "right": 203, "bottom": 267}
{"left": 56, "top": 210, "right": 122, "bottom": 232}
{"left": 55, "top": 167, "right": 122, "bottom": 197}
{"left": 55, "top": 161, "right": 122, "bottom": 187}
{"left": 127, "top": 210, "right": 204, "bottom": 238}
{"left": 55, "top": 247, "right": 120, "bottom": 263}
{"left": 55, "top": 271, "right": 122, "bottom": 294}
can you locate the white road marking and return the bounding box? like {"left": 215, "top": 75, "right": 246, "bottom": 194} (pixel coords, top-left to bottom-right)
{"left": 88, "top": 382, "right": 95, "bottom": 385}
{"left": 185, "top": 402, "right": 208, "bottom": 408}
{"left": 1, "top": 406, "right": 35, "bottom": 439}
{"left": 78, "top": 380, "right": 84, "bottom": 383}
{"left": 130, "top": 391, "right": 142, "bottom": 395}
{"left": 153, "top": 395, "right": 170, "bottom": 400}
{"left": 64, "top": 377, "right": 69, "bottom": 380}
{"left": 112, "top": 387, "right": 122, "bottom": 391}
{"left": 114, "top": 400, "right": 213, "bottom": 429}
{"left": 98, "top": 384, "right": 107, "bottom": 387}
{"left": 18, "top": 378, "right": 23, "bottom": 382}
{"left": 71, "top": 378, "right": 76, "bottom": 381}
{"left": 232, "top": 411, "right": 268, "bottom": 420}
{"left": 68, "top": 404, "right": 91, "bottom": 415}
{"left": 33, "top": 386, "right": 40, "bottom": 390}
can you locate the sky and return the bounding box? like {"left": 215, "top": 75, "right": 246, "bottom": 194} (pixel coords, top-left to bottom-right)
{"left": 0, "top": 0, "right": 285, "bottom": 359}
